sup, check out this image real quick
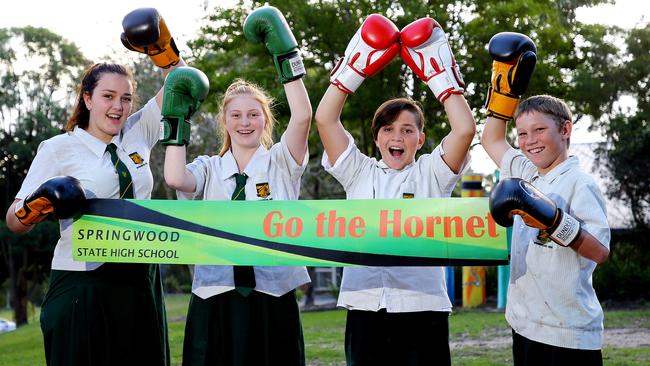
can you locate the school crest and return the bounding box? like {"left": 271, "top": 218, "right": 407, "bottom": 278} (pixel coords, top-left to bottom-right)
{"left": 256, "top": 183, "right": 271, "bottom": 198}
{"left": 129, "top": 152, "right": 144, "bottom": 165}
{"left": 402, "top": 193, "right": 415, "bottom": 199}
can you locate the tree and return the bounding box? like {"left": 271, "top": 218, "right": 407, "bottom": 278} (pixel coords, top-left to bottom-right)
{"left": 188, "top": 0, "right": 621, "bottom": 198}
{"left": 595, "top": 24, "right": 650, "bottom": 228}
{"left": 0, "top": 27, "right": 87, "bottom": 325}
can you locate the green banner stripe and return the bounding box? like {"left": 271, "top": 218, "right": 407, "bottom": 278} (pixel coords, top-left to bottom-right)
{"left": 84, "top": 200, "right": 506, "bottom": 266}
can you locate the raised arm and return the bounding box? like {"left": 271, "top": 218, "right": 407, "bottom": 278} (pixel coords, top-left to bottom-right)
{"left": 160, "top": 67, "right": 210, "bottom": 192}
{"left": 243, "top": 6, "right": 311, "bottom": 164}
{"left": 400, "top": 17, "right": 475, "bottom": 173}
{"left": 315, "top": 85, "right": 349, "bottom": 165}
{"left": 481, "top": 32, "right": 537, "bottom": 165}
{"left": 120, "top": 7, "right": 188, "bottom": 108}
{"left": 316, "top": 14, "right": 400, "bottom": 165}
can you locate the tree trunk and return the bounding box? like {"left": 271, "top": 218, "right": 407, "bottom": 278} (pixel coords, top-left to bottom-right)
{"left": 10, "top": 246, "right": 29, "bottom": 326}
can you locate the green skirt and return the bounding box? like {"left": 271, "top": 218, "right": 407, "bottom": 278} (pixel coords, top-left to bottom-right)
{"left": 40, "top": 263, "right": 169, "bottom": 366}
{"left": 183, "top": 290, "right": 305, "bottom": 366}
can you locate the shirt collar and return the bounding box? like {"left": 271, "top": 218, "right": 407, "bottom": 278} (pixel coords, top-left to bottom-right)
{"left": 376, "top": 159, "right": 415, "bottom": 172}
{"left": 221, "top": 145, "right": 269, "bottom": 180}
{"left": 534, "top": 155, "right": 579, "bottom": 182}
{"left": 73, "top": 126, "right": 122, "bottom": 158}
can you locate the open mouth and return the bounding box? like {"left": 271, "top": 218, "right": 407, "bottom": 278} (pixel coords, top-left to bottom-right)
{"left": 237, "top": 130, "right": 254, "bottom": 135}
{"left": 106, "top": 113, "right": 121, "bottom": 122}
{"left": 527, "top": 146, "right": 544, "bottom": 154}
{"left": 389, "top": 147, "right": 404, "bottom": 158}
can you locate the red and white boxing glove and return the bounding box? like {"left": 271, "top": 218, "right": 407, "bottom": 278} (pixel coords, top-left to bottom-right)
{"left": 400, "top": 17, "right": 464, "bottom": 103}
{"left": 330, "top": 14, "right": 400, "bottom": 94}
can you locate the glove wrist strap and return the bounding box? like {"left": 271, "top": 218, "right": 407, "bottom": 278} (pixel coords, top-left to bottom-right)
{"left": 426, "top": 66, "right": 464, "bottom": 103}
{"left": 149, "top": 39, "right": 181, "bottom": 69}
{"left": 330, "top": 64, "right": 365, "bottom": 94}
{"left": 550, "top": 210, "right": 581, "bottom": 247}
{"left": 486, "top": 88, "right": 520, "bottom": 121}
{"left": 161, "top": 117, "right": 191, "bottom": 146}
{"left": 275, "top": 50, "right": 305, "bottom": 84}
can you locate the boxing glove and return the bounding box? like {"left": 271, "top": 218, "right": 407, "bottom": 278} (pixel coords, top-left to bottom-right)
{"left": 330, "top": 14, "right": 400, "bottom": 94}
{"left": 121, "top": 8, "right": 180, "bottom": 69}
{"left": 489, "top": 177, "right": 580, "bottom": 247}
{"left": 485, "top": 32, "right": 537, "bottom": 120}
{"left": 15, "top": 176, "right": 86, "bottom": 225}
{"left": 243, "top": 6, "right": 305, "bottom": 84}
{"left": 161, "top": 66, "right": 210, "bottom": 146}
{"left": 400, "top": 17, "right": 464, "bottom": 103}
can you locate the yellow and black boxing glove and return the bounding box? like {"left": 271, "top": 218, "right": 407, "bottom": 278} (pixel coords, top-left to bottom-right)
{"left": 121, "top": 8, "right": 180, "bottom": 68}
{"left": 485, "top": 32, "right": 536, "bottom": 121}
{"left": 15, "top": 176, "right": 86, "bottom": 226}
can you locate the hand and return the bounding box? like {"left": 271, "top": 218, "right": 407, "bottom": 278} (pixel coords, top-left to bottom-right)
{"left": 489, "top": 177, "right": 580, "bottom": 247}
{"left": 243, "top": 6, "right": 305, "bottom": 84}
{"left": 160, "top": 66, "right": 210, "bottom": 146}
{"left": 15, "top": 176, "right": 86, "bottom": 225}
{"left": 121, "top": 8, "right": 180, "bottom": 69}
{"left": 400, "top": 17, "right": 464, "bottom": 103}
{"left": 485, "top": 32, "right": 537, "bottom": 121}
{"left": 329, "top": 14, "right": 400, "bottom": 94}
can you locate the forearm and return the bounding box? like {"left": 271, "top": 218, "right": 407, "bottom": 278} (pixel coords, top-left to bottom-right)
{"left": 480, "top": 116, "right": 511, "bottom": 166}
{"left": 164, "top": 145, "right": 196, "bottom": 192}
{"left": 315, "top": 85, "right": 349, "bottom": 165}
{"left": 283, "top": 79, "right": 312, "bottom": 164}
{"left": 570, "top": 229, "right": 609, "bottom": 264}
{"left": 441, "top": 95, "right": 476, "bottom": 173}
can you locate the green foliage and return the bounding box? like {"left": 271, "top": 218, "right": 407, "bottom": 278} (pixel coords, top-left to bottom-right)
{"left": 594, "top": 24, "right": 650, "bottom": 228}
{"left": 187, "top": 0, "right": 625, "bottom": 200}
{"left": 0, "top": 27, "right": 87, "bottom": 325}
{"left": 594, "top": 240, "right": 650, "bottom": 301}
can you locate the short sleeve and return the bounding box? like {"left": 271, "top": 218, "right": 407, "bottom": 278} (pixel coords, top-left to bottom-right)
{"left": 499, "top": 147, "right": 538, "bottom": 181}
{"left": 176, "top": 155, "right": 211, "bottom": 200}
{"left": 321, "top": 131, "right": 372, "bottom": 191}
{"left": 123, "top": 98, "right": 162, "bottom": 149}
{"left": 570, "top": 178, "right": 611, "bottom": 249}
{"left": 416, "top": 142, "right": 467, "bottom": 196}
{"left": 15, "top": 140, "right": 61, "bottom": 199}
{"left": 270, "top": 132, "right": 308, "bottom": 182}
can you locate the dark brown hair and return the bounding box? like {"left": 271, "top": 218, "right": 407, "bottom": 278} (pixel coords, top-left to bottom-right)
{"left": 65, "top": 63, "right": 135, "bottom": 131}
{"left": 371, "top": 98, "right": 425, "bottom": 141}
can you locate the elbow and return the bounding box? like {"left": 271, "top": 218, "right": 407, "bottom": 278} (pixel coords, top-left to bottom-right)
{"left": 594, "top": 248, "right": 610, "bottom": 264}
{"left": 164, "top": 174, "right": 183, "bottom": 191}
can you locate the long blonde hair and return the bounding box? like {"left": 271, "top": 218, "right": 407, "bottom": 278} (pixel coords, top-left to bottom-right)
{"left": 218, "top": 79, "right": 276, "bottom": 156}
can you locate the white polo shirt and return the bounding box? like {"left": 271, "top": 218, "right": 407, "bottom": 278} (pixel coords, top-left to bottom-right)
{"left": 177, "top": 133, "right": 311, "bottom": 299}
{"left": 322, "top": 132, "right": 467, "bottom": 313}
{"left": 500, "top": 147, "right": 610, "bottom": 350}
{"left": 16, "top": 98, "right": 162, "bottom": 271}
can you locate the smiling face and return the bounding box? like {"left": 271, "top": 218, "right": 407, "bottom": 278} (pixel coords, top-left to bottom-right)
{"left": 83, "top": 73, "right": 133, "bottom": 143}
{"left": 515, "top": 110, "right": 571, "bottom": 175}
{"left": 375, "top": 110, "right": 425, "bottom": 170}
{"left": 223, "top": 95, "right": 267, "bottom": 152}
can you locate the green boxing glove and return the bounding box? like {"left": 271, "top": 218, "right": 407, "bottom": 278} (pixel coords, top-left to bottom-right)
{"left": 161, "top": 66, "right": 210, "bottom": 146}
{"left": 243, "top": 5, "right": 305, "bottom": 83}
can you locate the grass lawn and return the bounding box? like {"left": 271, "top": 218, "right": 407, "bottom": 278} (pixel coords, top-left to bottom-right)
{"left": 1, "top": 295, "right": 648, "bottom": 366}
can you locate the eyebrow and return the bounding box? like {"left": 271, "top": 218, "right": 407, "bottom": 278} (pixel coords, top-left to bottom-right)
{"left": 100, "top": 89, "right": 132, "bottom": 97}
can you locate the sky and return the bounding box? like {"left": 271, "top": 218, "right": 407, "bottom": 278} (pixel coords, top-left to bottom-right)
{"left": 1, "top": 0, "right": 648, "bottom": 174}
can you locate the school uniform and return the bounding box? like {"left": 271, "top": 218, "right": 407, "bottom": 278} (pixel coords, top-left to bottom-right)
{"left": 500, "top": 147, "right": 610, "bottom": 365}
{"left": 322, "top": 132, "right": 466, "bottom": 365}
{"left": 178, "top": 133, "right": 310, "bottom": 366}
{"left": 15, "top": 98, "right": 169, "bottom": 366}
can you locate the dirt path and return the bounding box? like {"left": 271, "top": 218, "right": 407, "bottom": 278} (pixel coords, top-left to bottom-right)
{"left": 450, "top": 328, "right": 650, "bottom": 349}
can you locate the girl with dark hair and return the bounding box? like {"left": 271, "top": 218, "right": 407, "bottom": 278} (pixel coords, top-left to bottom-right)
{"left": 5, "top": 7, "right": 187, "bottom": 365}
